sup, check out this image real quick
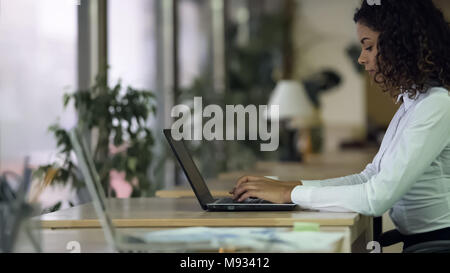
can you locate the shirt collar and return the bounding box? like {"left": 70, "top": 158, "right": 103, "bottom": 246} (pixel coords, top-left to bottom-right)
{"left": 396, "top": 93, "right": 419, "bottom": 111}
{"left": 396, "top": 85, "right": 423, "bottom": 111}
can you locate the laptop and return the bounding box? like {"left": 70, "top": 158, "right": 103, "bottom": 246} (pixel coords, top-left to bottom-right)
{"left": 163, "top": 129, "right": 297, "bottom": 211}
{"left": 69, "top": 128, "right": 224, "bottom": 253}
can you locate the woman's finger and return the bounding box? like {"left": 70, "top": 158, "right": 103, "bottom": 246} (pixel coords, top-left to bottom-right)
{"left": 233, "top": 182, "right": 259, "bottom": 200}
{"left": 237, "top": 190, "right": 258, "bottom": 202}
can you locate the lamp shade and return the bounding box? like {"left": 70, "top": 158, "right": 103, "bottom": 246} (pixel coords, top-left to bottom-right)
{"left": 267, "top": 80, "right": 314, "bottom": 121}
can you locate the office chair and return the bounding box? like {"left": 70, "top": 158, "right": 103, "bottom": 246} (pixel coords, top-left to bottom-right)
{"left": 402, "top": 240, "right": 450, "bottom": 253}
{"left": 379, "top": 229, "right": 450, "bottom": 253}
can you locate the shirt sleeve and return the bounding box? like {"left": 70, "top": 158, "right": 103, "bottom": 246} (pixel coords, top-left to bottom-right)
{"left": 291, "top": 94, "right": 450, "bottom": 216}
{"left": 301, "top": 162, "right": 377, "bottom": 187}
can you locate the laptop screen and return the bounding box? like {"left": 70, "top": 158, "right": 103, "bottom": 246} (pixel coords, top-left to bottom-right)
{"left": 69, "top": 128, "right": 117, "bottom": 245}
{"left": 163, "top": 129, "right": 215, "bottom": 209}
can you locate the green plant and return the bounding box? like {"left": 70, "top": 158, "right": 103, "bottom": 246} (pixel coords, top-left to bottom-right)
{"left": 34, "top": 74, "right": 158, "bottom": 197}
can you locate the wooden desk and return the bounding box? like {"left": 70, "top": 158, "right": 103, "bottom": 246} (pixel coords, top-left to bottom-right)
{"left": 37, "top": 197, "right": 373, "bottom": 253}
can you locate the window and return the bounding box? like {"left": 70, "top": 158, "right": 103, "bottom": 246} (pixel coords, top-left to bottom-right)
{"left": 178, "top": 0, "right": 210, "bottom": 88}
{"left": 108, "top": 0, "right": 158, "bottom": 196}
{"left": 0, "top": 0, "right": 77, "bottom": 172}
{"left": 108, "top": 0, "right": 156, "bottom": 91}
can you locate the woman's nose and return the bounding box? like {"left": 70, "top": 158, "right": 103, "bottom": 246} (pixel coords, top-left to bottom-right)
{"left": 358, "top": 52, "right": 367, "bottom": 65}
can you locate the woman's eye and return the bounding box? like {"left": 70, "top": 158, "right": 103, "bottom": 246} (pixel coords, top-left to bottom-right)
{"left": 365, "top": 46, "right": 373, "bottom": 51}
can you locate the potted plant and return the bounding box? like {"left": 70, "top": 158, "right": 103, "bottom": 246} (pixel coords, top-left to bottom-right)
{"left": 34, "top": 73, "right": 158, "bottom": 204}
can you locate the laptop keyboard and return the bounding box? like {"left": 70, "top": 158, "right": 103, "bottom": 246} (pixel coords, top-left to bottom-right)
{"left": 215, "top": 197, "right": 272, "bottom": 204}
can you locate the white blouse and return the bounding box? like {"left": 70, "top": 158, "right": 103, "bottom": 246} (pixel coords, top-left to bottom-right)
{"left": 291, "top": 86, "right": 450, "bottom": 235}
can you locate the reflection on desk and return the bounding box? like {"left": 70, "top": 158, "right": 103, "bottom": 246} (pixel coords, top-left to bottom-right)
{"left": 14, "top": 227, "right": 348, "bottom": 253}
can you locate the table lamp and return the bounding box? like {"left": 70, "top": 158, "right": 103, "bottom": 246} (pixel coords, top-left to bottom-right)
{"left": 268, "top": 80, "right": 315, "bottom": 161}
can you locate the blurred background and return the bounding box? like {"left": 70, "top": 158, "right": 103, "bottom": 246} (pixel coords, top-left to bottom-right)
{"left": 1, "top": 0, "right": 450, "bottom": 249}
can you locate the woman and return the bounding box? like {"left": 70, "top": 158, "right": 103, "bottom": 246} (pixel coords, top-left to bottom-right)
{"left": 231, "top": 0, "right": 450, "bottom": 251}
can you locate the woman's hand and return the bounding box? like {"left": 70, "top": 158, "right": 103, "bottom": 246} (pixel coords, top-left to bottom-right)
{"left": 229, "top": 176, "right": 303, "bottom": 204}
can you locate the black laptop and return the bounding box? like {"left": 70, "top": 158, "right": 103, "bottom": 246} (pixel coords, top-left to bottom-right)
{"left": 163, "top": 129, "right": 297, "bottom": 211}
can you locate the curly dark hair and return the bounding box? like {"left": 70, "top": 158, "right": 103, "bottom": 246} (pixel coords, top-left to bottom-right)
{"left": 354, "top": 0, "right": 450, "bottom": 99}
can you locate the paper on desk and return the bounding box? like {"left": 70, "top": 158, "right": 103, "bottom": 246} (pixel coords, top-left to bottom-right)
{"left": 140, "top": 227, "right": 344, "bottom": 252}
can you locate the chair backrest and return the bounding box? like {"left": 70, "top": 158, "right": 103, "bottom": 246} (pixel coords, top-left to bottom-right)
{"left": 403, "top": 240, "right": 450, "bottom": 253}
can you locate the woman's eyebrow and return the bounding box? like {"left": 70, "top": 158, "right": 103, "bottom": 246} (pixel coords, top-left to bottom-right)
{"left": 360, "top": 37, "right": 370, "bottom": 44}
